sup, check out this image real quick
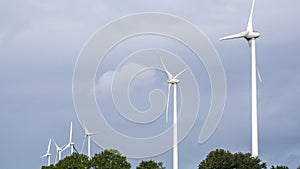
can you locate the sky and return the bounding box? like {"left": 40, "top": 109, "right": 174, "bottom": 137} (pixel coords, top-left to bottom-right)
{"left": 1, "top": 0, "right": 300, "bottom": 168}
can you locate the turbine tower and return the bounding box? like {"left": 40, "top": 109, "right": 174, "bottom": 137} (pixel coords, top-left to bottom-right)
{"left": 81, "top": 123, "right": 95, "bottom": 159}
{"left": 220, "top": 0, "right": 260, "bottom": 157}
{"left": 53, "top": 139, "right": 65, "bottom": 163}
{"left": 41, "top": 139, "right": 52, "bottom": 166}
{"left": 161, "top": 57, "right": 187, "bottom": 169}
{"left": 62, "top": 122, "right": 75, "bottom": 155}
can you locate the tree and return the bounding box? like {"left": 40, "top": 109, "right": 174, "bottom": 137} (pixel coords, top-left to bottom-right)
{"left": 136, "top": 160, "right": 166, "bottom": 169}
{"left": 198, "top": 149, "right": 267, "bottom": 169}
{"left": 198, "top": 149, "right": 233, "bottom": 169}
{"left": 55, "top": 152, "right": 90, "bottom": 169}
{"left": 89, "top": 149, "right": 131, "bottom": 169}
{"left": 271, "top": 165, "right": 289, "bottom": 169}
{"left": 232, "top": 152, "right": 266, "bottom": 169}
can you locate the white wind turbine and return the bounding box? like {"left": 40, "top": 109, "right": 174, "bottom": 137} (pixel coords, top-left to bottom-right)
{"left": 220, "top": 0, "right": 261, "bottom": 157}
{"left": 53, "top": 139, "right": 65, "bottom": 163}
{"left": 80, "top": 123, "right": 95, "bottom": 159}
{"left": 41, "top": 139, "right": 52, "bottom": 166}
{"left": 161, "top": 57, "right": 187, "bottom": 169}
{"left": 62, "top": 122, "right": 76, "bottom": 155}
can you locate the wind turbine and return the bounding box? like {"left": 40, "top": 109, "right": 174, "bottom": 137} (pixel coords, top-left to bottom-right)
{"left": 161, "top": 57, "right": 187, "bottom": 169}
{"left": 41, "top": 139, "right": 52, "bottom": 166}
{"left": 220, "top": 0, "right": 260, "bottom": 157}
{"left": 62, "top": 122, "right": 76, "bottom": 155}
{"left": 80, "top": 123, "right": 95, "bottom": 159}
{"left": 53, "top": 139, "right": 65, "bottom": 163}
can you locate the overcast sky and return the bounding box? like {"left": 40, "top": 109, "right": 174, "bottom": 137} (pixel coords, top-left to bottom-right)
{"left": 1, "top": 0, "right": 300, "bottom": 168}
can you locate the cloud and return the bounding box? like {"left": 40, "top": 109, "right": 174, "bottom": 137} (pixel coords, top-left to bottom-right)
{"left": 95, "top": 62, "right": 157, "bottom": 97}
{"left": 95, "top": 70, "right": 114, "bottom": 96}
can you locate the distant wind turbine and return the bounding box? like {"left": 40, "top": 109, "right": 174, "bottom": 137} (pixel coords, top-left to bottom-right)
{"left": 220, "top": 0, "right": 261, "bottom": 157}
{"left": 41, "top": 139, "right": 52, "bottom": 166}
{"left": 161, "top": 57, "right": 187, "bottom": 169}
{"left": 80, "top": 122, "right": 95, "bottom": 159}
{"left": 62, "top": 122, "right": 76, "bottom": 155}
{"left": 53, "top": 139, "right": 65, "bottom": 163}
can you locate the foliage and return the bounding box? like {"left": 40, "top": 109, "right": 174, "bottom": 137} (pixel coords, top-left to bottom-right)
{"left": 41, "top": 148, "right": 298, "bottom": 169}
{"left": 136, "top": 160, "right": 166, "bottom": 169}
{"left": 271, "top": 165, "right": 289, "bottom": 169}
{"left": 198, "top": 149, "right": 267, "bottom": 169}
{"left": 41, "top": 153, "right": 90, "bottom": 169}
{"left": 55, "top": 153, "right": 90, "bottom": 169}
{"left": 89, "top": 149, "right": 131, "bottom": 169}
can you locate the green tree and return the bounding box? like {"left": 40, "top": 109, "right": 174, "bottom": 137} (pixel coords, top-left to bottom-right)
{"left": 271, "top": 165, "right": 289, "bottom": 169}
{"left": 90, "top": 149, "right": 131, "bottom": 169}
{"left": 232, "top": 152, "right": 266, "bottom": 169}
{"left": 198, "top": 149, "right": 233, "bottom": 169}
{"left": 198, "top": 149, "right": 267, "bottom": 169}
{"left": 55, "top": 152, "right": 90, "bottom": 169}
{"left": 136, "top": 160, "right": 166, "bottom": 169}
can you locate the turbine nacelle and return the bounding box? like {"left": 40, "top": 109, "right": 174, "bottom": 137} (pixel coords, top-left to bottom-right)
{"left": 84, "top": 127, "right": 95, "bottom": 136}
{"left": 168, "top": 78, "right": 180, "bottom": 84}
{"left": 247, "top": 31, "right": 260, "bottom": 40}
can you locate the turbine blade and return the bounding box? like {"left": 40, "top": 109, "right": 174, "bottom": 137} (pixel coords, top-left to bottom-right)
{"left": 174, "top": 68, "right": 187, "bottom": 79}
{"left": 83, "top": 122, "right": 88, "bottom": 135}
{"left": 61, "top": 144, "right": 70, "bottom": 152}
{"left": 53, "top": 139, "right": 59, "bottom": 150}
{"left": 247, "top": 0, "right": 256, "bottom": 32}
{"left": 47, "top": 139, "right": 51, "bottom": 153}
{"left": 257, "top": 68, "right": 262, "bottom": 83}
{"left": 166, "top": 83, "right": 171, "bottom": 123}
{"left": 40, "top": 154, "right": 47, "bottom": 158}
{"left": 81, "top": 135, "right": 86, "bottom": 153}
{"left": 89, "top": 132, "right": 96, "bottom": 136}
{"left": 69, "top": 122, "right": 73, "bottom": 142}
{"left": 160, "top": 57, "right": 173, "bottom": 80}
{"left": 220, "top": 32, "right": 248, "bottom": 41}
{"left": 60, "top": 144, "right": 67, "bottom": 150}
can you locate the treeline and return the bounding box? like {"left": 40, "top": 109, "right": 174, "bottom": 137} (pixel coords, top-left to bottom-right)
{"left": 198, "top": 149, "right": 299, "bottom": 169}
{"left": 41, "top": 149, "right": 165, "bottom": 169}
{"left": 41, "top": 149, "right": 299, "bottom": 169}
